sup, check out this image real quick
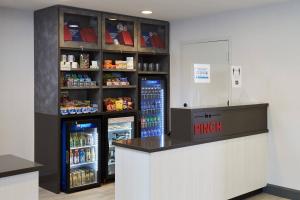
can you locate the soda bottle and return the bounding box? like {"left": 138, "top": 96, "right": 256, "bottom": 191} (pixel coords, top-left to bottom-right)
{"left": 79, "top": 149, "right": 86, "bottom": 163}
{"left": 74, "top": 134, "right": 79, "bottom": 147}
{"left": 86, "top": 148, "right": 91, "bottom": 162}
{"left": 79, "top": 135, "right": 83, "bottom": 147}
{"left": 85, "top": 170, "right": 90, "bottom": 183}
{"left": 141, "top": 117, "right": 145, "bottom": 129}
{"left": 152, "top": 117, "right": 156, "bottom": 127}
{"left": 87, "top": 134, "right": 94, "bottom": 146}
{"left": 70, "top": 135, "right": 74, "bottom": 148}
{"left": 81, "top": 169, "right": 86, "bottom": 185}
{"left": 82, "top": 134, "right": 86, "bottom": 146}
{"left": 90, "top": 170, "right": 95, "bottom": 183}
{"left": 70, "top": 150, "right": 74, "bottom": 165}
{"left": 70, "top": 171, "right": 73, "bottom": 188}
{"left": 91, "top": 147, "right": 96, "bottom": 162}
{"left": 72, "top": 171, "right": 77, "bottom": 187}
{"left": 74, "top": 149, "right": 79, "bottom": 164}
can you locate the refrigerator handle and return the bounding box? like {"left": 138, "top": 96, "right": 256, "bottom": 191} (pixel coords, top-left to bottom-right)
{"left": 66, "top": 150, "right": 69, "bottom": 164}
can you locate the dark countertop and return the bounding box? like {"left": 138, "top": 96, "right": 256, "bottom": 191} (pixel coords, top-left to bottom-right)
{"left": 172, "top": 103, "right": 268, "bottom": 111}
{"left": 113, "top": 136, "right": 182, "bottom": 153}
{"left": 0, "top": 155, "right": 42, "bottom": 178}
{"left": 113, "top": 131, "right": 267, "bottom": 153}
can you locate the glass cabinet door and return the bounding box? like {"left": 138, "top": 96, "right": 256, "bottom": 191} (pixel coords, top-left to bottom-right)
{"left": 102, "top": 14, "right": 137, "bottom": 51}
{"left": 138, "top": 20, "right": 169, "bottom": 54}
{"left": 60, "top": 7, "right": 101, "bottom": 50}
{"left": 107, "top": 116, "right": 135, "bottom": 176}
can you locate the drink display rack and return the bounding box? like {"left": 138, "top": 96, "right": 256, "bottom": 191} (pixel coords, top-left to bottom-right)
{"left": 34, "top": 5, "right": 169, "bottom": 193}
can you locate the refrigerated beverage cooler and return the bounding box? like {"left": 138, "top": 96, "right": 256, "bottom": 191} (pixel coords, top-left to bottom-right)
{"left": 61, "top": 119, "right": 101, "bottom": 193}
{"left": 103, "top": 116, "right": 135, "bottom": 180}
{"left": 140, "top": 77, "right": 166, "bottom": 138}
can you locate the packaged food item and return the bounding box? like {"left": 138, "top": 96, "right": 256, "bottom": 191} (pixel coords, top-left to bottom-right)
{"left": 103, "top": 59, "right": 115, "bottom": 69}
{"left": 103, "top": 73, "right": 130, "bottom": 86}
{"left": 115, "top": 60, "right": 127, "bottom": 69}
{"left": 60, "top": 92, "right": 98, "bottom": 115}
{"left": 68, "top": 55, "right": 75, "bottom": 62}
{"left": 103, "top": 97, "right": 133, "bottom": 112}
{"left": 115, "top": 99, "right": 123, "bottom": 111}
{"left": 80, "top": 54, "right": 90, "bottom": 69}
{"left": 126, "top": 57, "right": 134, "bottom": 69}
{"left": 90, "top": 61, "right": 99, "bottom": 69}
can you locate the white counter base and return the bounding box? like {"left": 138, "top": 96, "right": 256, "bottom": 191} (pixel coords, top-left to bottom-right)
{"left": 116, "top": 134, "right": 267, "bottom": 200}
{"left": 0, "top": 172, "right": 39, "bottom": 200}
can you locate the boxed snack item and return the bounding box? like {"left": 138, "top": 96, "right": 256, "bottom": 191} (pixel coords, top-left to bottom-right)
{"left": 126, "top": 57, "right": 134, "bottom": 69}
{"left": 60, "top": 61, "right": 71, "bottom": 71}
{"left": 103, "top": 59, "right": 115, "bottom": 69}
{"left": 115, "top": 60, "right": 127, "bottom": 69}
{"left": 90, "top": 61, "right": 99, "bottom": 69}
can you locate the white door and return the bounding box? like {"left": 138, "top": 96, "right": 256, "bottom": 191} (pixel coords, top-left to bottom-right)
{"left": 180, "top": 40, "right": 230, "bottom": 107}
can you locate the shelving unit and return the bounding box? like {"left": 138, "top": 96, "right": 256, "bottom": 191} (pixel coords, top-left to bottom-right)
{"left": 35, "top": 5, "right": 169, "bottom": 194}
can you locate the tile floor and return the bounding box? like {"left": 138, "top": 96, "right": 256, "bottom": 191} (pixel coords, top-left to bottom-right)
{"left": 40, "top": 183, "right": 289, "bottom": 200}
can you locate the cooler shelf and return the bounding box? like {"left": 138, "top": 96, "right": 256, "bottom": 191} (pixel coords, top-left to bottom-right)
{"left": 71, "top": 161, "right": 97, "bottom": 168}
{"left": 70, "top": 144, "right": 97, "bottom": 150}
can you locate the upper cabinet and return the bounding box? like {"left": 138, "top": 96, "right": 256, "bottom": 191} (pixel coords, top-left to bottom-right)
{"left": 102, "top": 14, "right": 138, "bottom": 52}
{"left": 138, "top": 19, "right": 169, "bottom": 54}
{"left": 59, "top": 7, "right": 101, "bottom": 50}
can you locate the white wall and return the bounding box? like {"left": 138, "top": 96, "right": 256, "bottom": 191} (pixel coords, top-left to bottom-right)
{"left": 170, "top": 1, "right": 300, "bottom": 190}
{"left": 0, "top": 8, "right": 34, "bottom": 161}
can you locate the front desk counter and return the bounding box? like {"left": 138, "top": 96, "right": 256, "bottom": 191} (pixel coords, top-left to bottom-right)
{"left": 0, "top": 155, "right": 42, "bottom": 200}
{"left": 114, "top": 104, "right": 268, "bottom": 200}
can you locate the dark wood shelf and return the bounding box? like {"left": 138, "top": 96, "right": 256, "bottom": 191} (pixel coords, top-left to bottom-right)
{"left": 60, "top": 68, "right": 100, "bottom": 72}
{"left": 102, "top": 49, "right": 137, "bottom": 54}
{"left": 60, "top": 112, "right": 102, "bottom": 119}
{"left": 102, "top": 85, "right": 136, "bottom": 89}
{"left": 138, "top": 71, "right": 168, "bottom": 75}
{"left": 137, "top": 51, "right": 169, "bottom": 56}
{"left": 102, "top": 110, "right": 137, "bottom": 115}
{"left": 102, "top": 68, "right": 136, "bottom": 72}
{"left": 61, "top": 86, "right": 100, "bottom": 90}
{"left": 60, "top": 110, "right": 138, "bottom": 118}
{"left": 60, "top": 46, "right": 101, "bottom": 52}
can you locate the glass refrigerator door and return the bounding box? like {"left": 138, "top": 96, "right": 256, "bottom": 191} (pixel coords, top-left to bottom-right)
{"left": 107, "top": 117, "right": 134, "bottom": 176}
{"left": 68, "top": 122, "right": 99, "bottom": 189}
{"left": 140, "top": 79, "right": 165, "bottom": 138}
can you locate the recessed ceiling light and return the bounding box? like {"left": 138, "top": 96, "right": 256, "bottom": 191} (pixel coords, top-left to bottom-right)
{"left": 108, "top": 18, "right": 117, "bottom": 21}
{"left": 141, "top": 10, "right": 152, "bottom": 15}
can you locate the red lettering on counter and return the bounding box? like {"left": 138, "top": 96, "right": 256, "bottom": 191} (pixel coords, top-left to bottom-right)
{"left": 194, "top": 121, "right": 222, "bottom": 135}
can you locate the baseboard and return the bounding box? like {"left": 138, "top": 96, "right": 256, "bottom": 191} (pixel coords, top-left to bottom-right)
{"left": 264, "top": 184, "right": 300, "bottom": 200}
{"left": 229, "top": 189, "right": 263, "bottom": 200}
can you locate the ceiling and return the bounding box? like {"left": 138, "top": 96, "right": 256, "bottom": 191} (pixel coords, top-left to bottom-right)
{"left": 0, "top": 0, "right": 289, "bottom": 20}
